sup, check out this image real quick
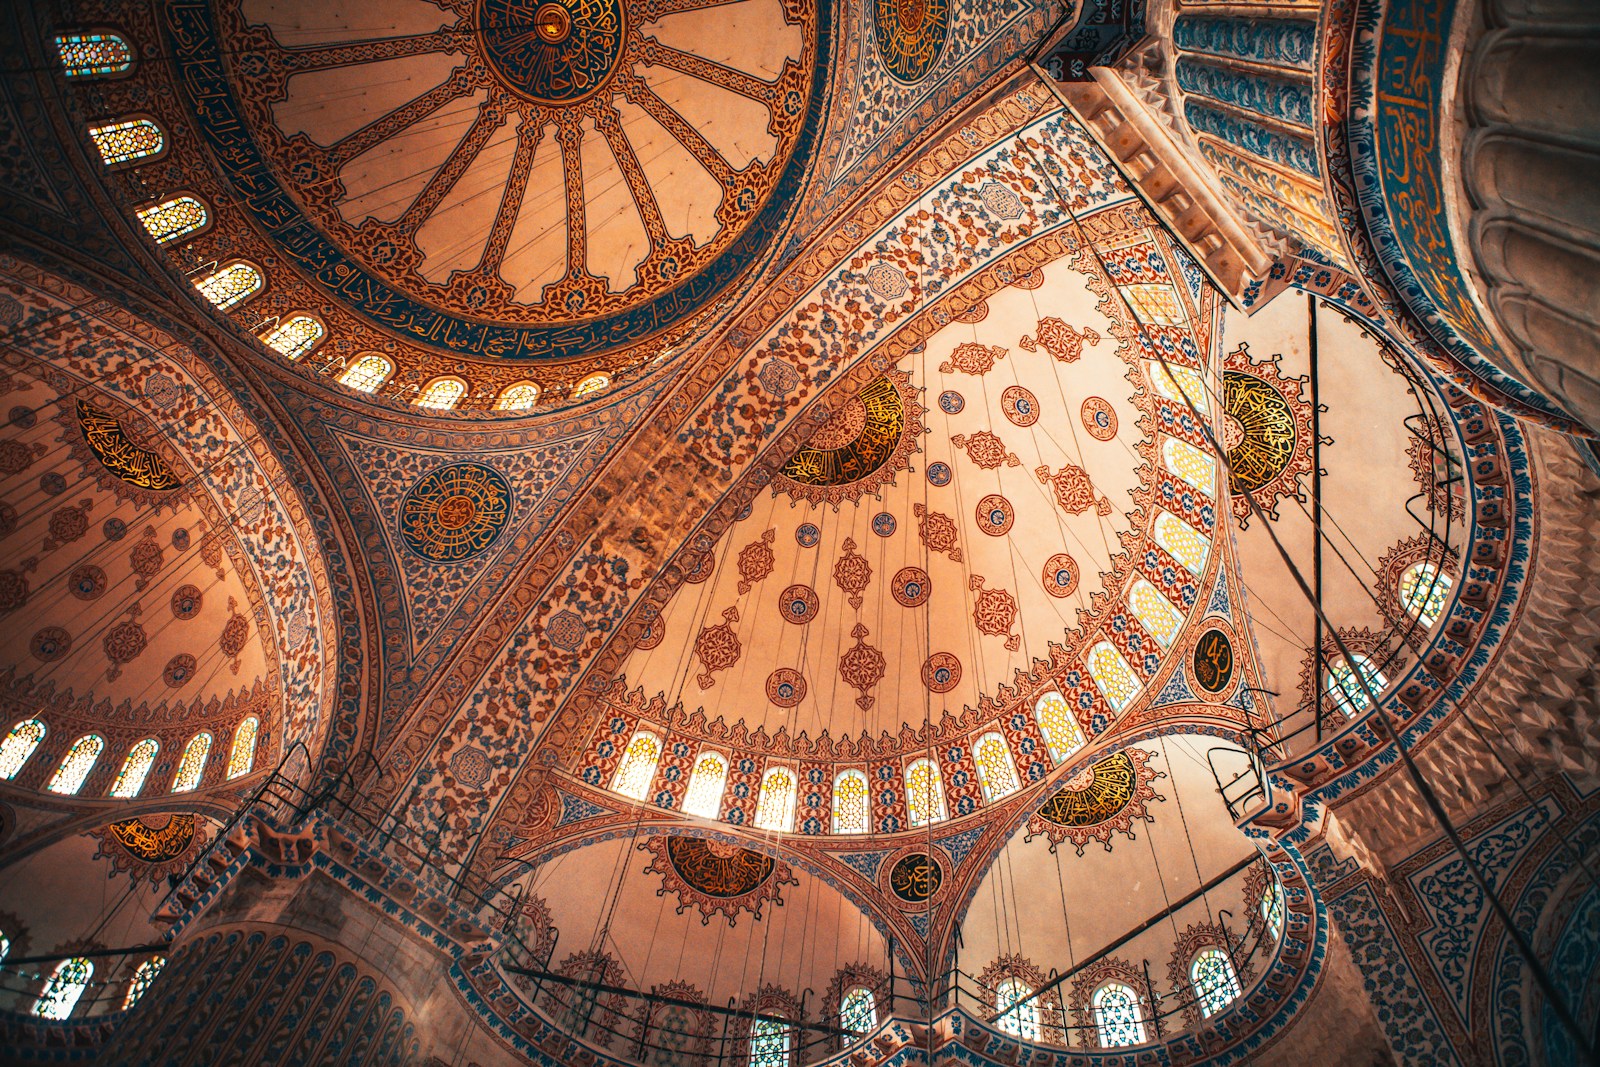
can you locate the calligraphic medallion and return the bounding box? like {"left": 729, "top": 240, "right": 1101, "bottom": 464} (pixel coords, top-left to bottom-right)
{"left": 109, "top": 814, "right": 195, "bottom": 861}
{"left": 642, "top": 835, "right": 798, "bottom": 925}
{"left": 76, "top": 400, "right": 182, "bottom": 491}
{"left": 1026, "top": 749, "right": 1165, "bottom": 855}
{"left": 873, "top": 0, "right": 951, "bottom": 83}
{"left": 1219, "top": 346, "right": 1315, "bottom": 525}
{"left": 1192, "top": 627, "right": 1234, "bottom": 694}
{"left": 888, "top": 851, "right": 943, "bottom": 903}
{"left": 774, "top": 372, "right": 923, "bottom": 506}
{"left": 478, "top": 0, "right": 626, "bottom": 105}
{"left": 399, "top": 463, "right": 513, "bottom": 562}
{"left": 91, "top": 813, "right": 208, "bottom": 884}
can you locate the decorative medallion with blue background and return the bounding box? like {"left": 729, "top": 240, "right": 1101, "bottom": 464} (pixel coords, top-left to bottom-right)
{"left": 873, "top": 0, "right": 951, "bottom": 83}
{"left": 399, "top": 463, "right": 513, "bottom": 562}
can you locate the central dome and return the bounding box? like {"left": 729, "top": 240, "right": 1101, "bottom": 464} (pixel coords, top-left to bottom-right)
{"left": 477, "top": 0, "right": 627, "bottom": 104}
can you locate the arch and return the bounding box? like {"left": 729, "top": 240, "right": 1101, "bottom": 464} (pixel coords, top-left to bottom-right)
{"left": 1033, "top": 690, "right": 1087, "bottom": 765}
{"left": 496, "top": 381, "right": 541, "bottom": 410}
{"left": 1092, "top": 981, "right": 1148, "bottom": 1047}
{"left": 123, "top": 955, "right": 165, "bottom": 1010}
{"left": 1151, "top": 362, "right": 1210, "bottom": 414}
{"left": 193, "top": 260, "right": 264, "bottom": 310}
{"left": 416, "top": 376, "right": 467, "bottom": 410}
{"left": 1128, "top": 578, "right": 1183, "bottom": 647}
{"left": 754, "top": 765, "right": 796, "bottom": 832}
{"left": 1189, "top": 947, "right": 1241, "bottom": 1017}
{"left": 680, "top": 749, "right": 728, "bottom": 818}
{"left": 1400, "top": 560, "right": 1451, "bottom": 627}
{"left": 339, "top": 353, "right": 393, "bottom": 393}
{"left": 572, "top": 373, "right": 611, "bottom": 400}
{"left": 135, "top": 194, "right": 209, "bottom": 243}
{"left": 88, "top": 116, "right": 165, "bottom": 166}
{"left": 747, "top": 1015, "right": 790, "bottom": 1066}
{"left": 46, "top": 734, "right": 104, "bottom": 795}
{"left": 54, "top": 31, "right": 133, "bottom": 77}
{"left": 227, "top": 716, "right": 259, "bottom": 779}
{"left": 905, "top": 757, "right": 947, "bottom": 827}
{"left": 1161, "top": 436, "right": 1217, "bottom": 492}
{"left": 839, "top": 985, "right": 876, "bottom": 1038}
{"left": 972, "top": 732, "right": 1019, "bottom": 802}
{"left": 171, "top": 732, "right": 213, "bottom": 792}
{"left": 261, "top": 314, "right": 326, "bottom": 360}
{"left": 1326, "top": 654, "right": 1387, "bottom": 717}
{"left": 109, "top": 738, "right": 160, "bottom": 798}
{"left": 995, "top": 976, "right": 1041, "bottom": 1040}
{"left": 610, "top": 729, "right": 662, "bottom": 801}
{"left": 34, "top": 957, "right": 93, "bottom": 1020}
{"left": 1087, "top": 641, "right": 1143, "bottom": 711}
{"left": 0, "top": 718, "right": 45, "bottom": 780}
{"left": 1153, "top": 511, "right": 1210, "bottom": 575}
{"left": 831, "top": 769, "right": 869, "bottom": 834}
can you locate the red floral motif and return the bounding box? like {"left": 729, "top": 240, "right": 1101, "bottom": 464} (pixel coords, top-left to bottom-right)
{"left": 220, "top": 596, "right": 250, "bottom": 674}
{"left": 921, "top": 652, "right": 961, "bottom": 693}
{"left": 1020, "top": 317, "right": 1101, "bottom": 362}
{"left": 766, "top": 668, "right": 807, "bottom": 708}
{"left": 832, "top": 537, "right": 872, "bottom": 610}
{"left": 777, "top": 584, "right": 819, "bottom": 625}
{"left": 913, "top": 503, "right": 962, "bottom": 562}
{"left": 952, "top": 431, "right": 1020, "bottom": 470}
{"left": 1042, "top": 552, "right": 1080, "bottom": 598}
{"left": 130, "top": 525, "right": 163, "bottom": 591}
{"left": 891, "top": 565, "right": 931, "bottom": 607}
{"left": 43, "top": 499, "right": 92, "bottom": 552}
{"left": 735, "top": 528, "right": 776, "bottom": 594}
{"left": 839, "top": 623, "right": 886, "bottom": 711}
{"left": 939, "top": 342, "right": 1008, "bottom": 376}
{"left": 968, "top": 576, "right": 1020, "bottom": 651}
{"left": 975, "top": 493, "right": 1014, "bottom": 536}
{"left": 1035, "top": 463, "right": 1112, "bottom": 515}
{"left": 1000, "top": 385, "right": 1040, "bottom": 427}
{"left": 103, "top": 606, "right": 147, "bottom": 681}
{"left": 1080, "top": 396, "right": 1118, "bottom": 441}
{"left": 694, "top": 606, "right": 742, "bottom": 690}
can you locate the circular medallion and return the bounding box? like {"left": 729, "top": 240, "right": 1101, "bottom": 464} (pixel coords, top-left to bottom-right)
{"left": 892, "top": 566, "right": 932, "bottom": 608}
{"left": 399, "top": 463, "right": 512, "bottom": 562}
{"left": 1042, "top": 553, "right": 1079, "bottom": 598}
{"left": 766, "top": 668, "right": 807, "bottom": 708}
{"left": 171, "top": 585, "right": 203, "bottom": 620}
{"left": 1192, "top": 627, "right": 1235, "bottom": 694}
{"left": 975, "top": 494, "right": 1014, "bottom": 536}
{"left": 68, "top": 565, "right": 107, "bottom": 601}
{"left": 796, "top": 523, "right": 821, "bottom": 548}
{"left": 1036, "top": 752, "right": 1141, "bottom": 828}
{"left": 1001, "top": 385, "right": 1040, "bottom": 427}
{"left": 666, "top": 837, "right": 777, "bottom": 899}
{"left": 926, "top": 461, "right": 952, "bottom": 486}
{"left": 450, "top": 746, "right": 493, "bottom": 788}
{"left": 477, "top": 0, "right": 626, "bottom": 106}
{"left": 938, "top": 389, "right": 964, "bottom": 414}
{"left": 872, "top": 512, "right": 897, "bottom": 537}
{"left": 776, "top": 376, "right": 921, "bottom": 506}
{"left": 778, "top": 584, "right": 819, "bottom": 625}
{"left": 30, "top": 627, "right": 70, "bottom": 662}
{"left": 164, "top": 653, "right": 197, "bottom": 687}
{"left": 635, "top": 617, "right": 665, "bottom": 650}
{"left": 681, "top": 547, "right": 714, "bottom": 584}
{"left": 888, "top": 851, "right": 943, "bottom": 902}
{"left": 1222, "top": 370, "right": 1298, "bottom": 494}
{"left": 102, "top": 517, "right": 127, "bottom": 541}
{"left": 921, "top": 651, "right": 961, "bottom": 693}
{"left": 873, "top": 0, "right": 952, "bottom": 83}
{"left": 1081, "top": 397, "right": 1118, "bottom": 441}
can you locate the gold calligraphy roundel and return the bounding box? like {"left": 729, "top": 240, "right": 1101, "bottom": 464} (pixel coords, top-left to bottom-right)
{"left": 1222, "top": 370, "right": 1297, "bottom": 496}
{"left": 873, "top": 0, "right": 951, "bottom": 83}
{"left": 400, "top": 463, "right": 513, "bottom": 562}
{"left": 666, "top": 837, "right": 777, "bottom": 898}
{"left": 888, "top": 851, "right": 943, "bottom": 903}
{"left": 1192, "top": 627, "right": 1234, "bottom": 694}
{"left": 1035, "top": 753, "right": 1140, "bottom": 829}
{"left": 774, "top": 372, "right": 923, "bottom": 507}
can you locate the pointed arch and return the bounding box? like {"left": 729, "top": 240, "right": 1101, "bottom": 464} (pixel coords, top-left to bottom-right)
{"left": 110, "top": 738, "right": 160, "bottom": 798}
{"left": 46, "top": 734, "right": 104, "bottom": 794}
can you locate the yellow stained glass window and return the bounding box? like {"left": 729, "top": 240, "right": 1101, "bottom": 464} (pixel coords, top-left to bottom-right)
{"left": 56, "top": 33, "right": 132, "bottom": 77}
{"left": 905, "top": 758, "right": 946, "bottom": 828}
{"left": 136, "top": 195, "right": 207, "bottom": 244}
{"left": 123, "top": 956, "right": 165, "bottom": 1010}
{"left": 1154, "top": 512, "right": 1210, "bottom": 575}
{"left": 1151, "top": 362, "right": 1210, "bottom": 415}
{"left": 172, "top": 732, "right": 212, "bottom": 792}
{"left": 681, "top": 750, "right": 728, "bottom": 818}
{"left": 227, "top": 717, "right": 258, "bottom": 780}
{"left": 46, "top": 734, "right": 104, "bottom": 795}
{"left": 0, "top": 718, "right": 45, "bottom": 779}
{"left": 416, "top": 377, "right": 466, "bottom": 410}
{"left": 832, "top": 769, "right": 869, "bottom": 834}
{"left": 1033, "top": 690, "right": 1086, "bottom": 765}
{"left": 1088, "top": 642, "right": 1142, "bottom": 712}
{"left": 973, "top": 732, "right": 1019, "bottom": 802}
{"left": 1128, "top": 578, "right": 1183, "bottom": 647}
{"left": 496, "top": 382, "right": 540, "bottom": 410}
{"left": 1400, "top": 562, "right": 1451, "bottom": 628}
{"left": 262, "top": 315, "right": 325, "bottom": 360}
{"left": 89, "top": 118, "right": 164, "bottom": 165}
{"left": 1162, "top": 437, "right": 1216, "bottom": 493}
{"left": 1120, "top": 283, "right": 1183, "bottom": 325}
{"left": 339, "top": 354, "right": 392, "bottom": 393}
{"left": 610, "top": 730, "right": 662, "bottom": 801}
{"left": 109, "top": 738, "right": 159, "bottom": 798}
{"left": 754, "top": 766, "right": 796, "bottom": 832}
{"left": 34, "top": 958, "right": 92, "bottom": 1020}
{"left": 1327, "top": 655, "right": 1386, "bottom": 717}
{"left": 194, "top": 261, "right": 263, "bottom": 310}
{"left": 572, "top": 373, "right": 610, "bottom": 400}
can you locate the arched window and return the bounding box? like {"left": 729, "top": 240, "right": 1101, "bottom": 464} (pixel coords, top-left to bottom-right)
{"left": 748, "top": 1015, "right": 789, "bottom": 1066}
{"left": 46, "top": 734, "right": 104, "bottom": 794}
{"left": 681, "top": 749, "right": 728, "bottom": 818}
{"left": 194, "top": 261, "right": 264, "bottom": 309}
{"left": 261, "top": 314, "right": 325, "bottom": 360}
{"left": 496, "top": 381, "right": 540, "bottom": 410}
{"left": 904, "top": 758, "right": 947, "bottom": 827}
{"left": 34, "top": 958, "right": 93, "bottom": 1020}
{"left": 1261, "top": 880, "right": 1285, "bottom": 940}
{"left": 1400, "top": 561, "right": 1451, "bottom": 628}
{"left": 89, "top": 117, "right": 164, "bottom": 165}
{"left": 1326, "top": 654, "right": 1387, "bottom": 717}
{"left": 1153, "top": 512, "right": 1209, "bottom": 575}
{"left": 123, "top": 956, "right": 165, "bottom": 1010}
{"left": 1128, "top": 578, "right": 1182, "bottom": 647}
{"left": 1150, "top": 362, "right": 1210, "bottom": 414}
{"left": 109, "top": 738, "right": 159, "bottom": 798}
{"left": 1161, "top": 437, "right": 1216, "bottom": 492}
{"left": 1087, "top": 641, "right": 1142, "bottom": 711}
{"left": 1189, "top": 948, "right": 1241, "bottom": 1017}
{"left": 973, "top": 732, "right": 1019, "bottom": 802}
{"left": 0, "top": 718, "right": 46, "bottom": 779}
{"left": 610, "top": 730, "right": 662, "bottom": 801}
{"left": 136, "top": 195, "right": 208, "bottom": 243}
{"left": 831, "top": 769, "right": 869, "bottom": 834}
{"left": 995, "top": 977, "right": 1041, "bottom": 1041}
{"left": 339, "top": 354, "right": 392, "bottom": 393}
{"left": 1033, "top": 691, "right": 1086, "bottom": 765}
{"left": 754, "top": 766, "right": 796, "bottom": 832}
{"left": 1092, "top": 982, "right": 1147, "bottom": 1047}
{"left": 227, "top": 717, "right": 258, "bottom": 779}
{"left": 840, "top": 986, "right": 876, "bottom": 1037}
{"left": 572, "top": 373, "right": 610, "bottom": 400}
{"left": 171, "top": 732, "right": 212, "bottom": 792}
{"left": 55, "top": 32, "right": 133, "bottom": 77}
{"left": 416, "top": 377, "right": 466, "bottom": 410}
{"left": 0, "top": 926, "right": 10, "bottom": 964}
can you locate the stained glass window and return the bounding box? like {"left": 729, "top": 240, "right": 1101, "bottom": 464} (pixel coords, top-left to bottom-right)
{"left": 339, "top": 354, "right": 392, "bottom": 393}
{"left": 905, "top": 758, "right": 947, "bottom": 828}
{"left": 1092, "top": 982, "right": 1147, "bottom": 1047}
{"left": 0, "top": 927, "right": 9, "bottom": 964}
{"left": 1087, "top": 642, "right": 1142, "bottom": 712}
{"left": 1120, "top": 283, "right": 1183, "bottom": 325}
{"left": 34, "top": 958, "right": 93, "bottom": 1020}
{"left": 194, "top": 261, "right": 263, "bottom": 310}
{"left": 1154, "top": 512, "right": 1210, "bottom": 575}
{"left": 227, "top": 717, "right": 258, "bottom": 780}
{"left": 754, "top": 766, "right": 796, "bottom": 832}
{"left": 416, "top": 377, "right": 466, "bottom": 410}
{"left": 1190, "top": 948, "right": 1241, "bottom": 1017}
{"left": 1261, "top": 881, "right": 1285, "bottom": 940}
{"left": 1033, "top": 691, "right": 1086, "bottom": 765}
{"left": 840, "top": 987, "right": 876, "bottom": 1037}
{"left": 123, "top": 956, "right": 165, "bottom": 1010}
{"left": 681, "top": 750, "right": 728, "bottom": 818}
{"left": 973, "top": 733, "right": 1019, "bottom": 802}
{"left": 55, "top": 33, "right": 133, "bottom": 77}
{"left": 46, "top": 734, "right": 104, "bottom": 795}
{"left": 1326, "top": 655, "right": 1387, "bottom": 717}
{"left": 651, "top": 1004, "right": 693, "bottom": 1063}
{"left": 136, "top": 195, "right": 208, "bottom": 244}
{"left": 1128, "top": 578, "right": 1183, "bottom": 648}
{"left": 496, "top": 381, "right": 540, "bottom": 410}
{"left": 1161, "top": 437, "right": 1216, "bottom": 493}
{"left": 610, "top": 730, "right": 662, "bottom": 800}
{"left": 995, "top": 977, "right": 1040, "bottom": 1041}
{"left": 748, "top": 1016, "right": 789, "bottom": 1066}
{"left": 89, "top": 118, "right": 164, "bottom": 165}
{"left": 0, "top": 718, "right": 46, "bottom": 779}
{"left": 109, "top": 738, "right": 159, "bottom": 798}
{"left": 832, "top": 769, "right": 869, "bottom": 834}
{"left": 171, "top": 732, "right": 212, "bottom": 792}
{"left": 1400, "top": 561, "right": 1450, "bottom": 628}
{"left": 1151, "top": 362, "right": 1210, "bottom": 415}
{"left": 573, "top": 373, "right": 610, "bottom": 400}
{"left": 262, "top": 315, "right": 325, "bottom": 360}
